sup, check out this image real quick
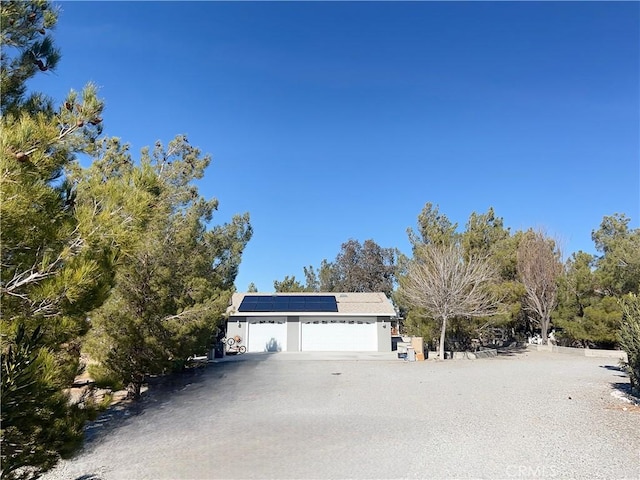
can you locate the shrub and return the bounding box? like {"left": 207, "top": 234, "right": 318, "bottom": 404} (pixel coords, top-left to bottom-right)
{"left": 88, "top": 363, "right": 124, "bottom": 391}
{"left": 619, "top": 294, "right": 640, "bottom": 396}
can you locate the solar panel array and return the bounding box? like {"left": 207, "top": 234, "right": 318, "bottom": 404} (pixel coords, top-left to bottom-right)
{"left": 238, "top": 295, "right": 338, "bottom": 312}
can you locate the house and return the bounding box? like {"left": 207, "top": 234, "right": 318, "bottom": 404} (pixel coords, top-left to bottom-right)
{"left": 225, "top": 292, "right": 397, "bottom": 353}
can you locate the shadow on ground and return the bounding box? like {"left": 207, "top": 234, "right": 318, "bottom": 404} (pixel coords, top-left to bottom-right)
{"left": 611, "top": 381, "right": 635, "bottom": 395}
{"left": 601, "top": 364, "right": 624, "bottom": 372}
{"left": 600, "top": 365, "right": 639, "bottom": 403}
{"left": 496, "top": 344, "right": 529, "bottom": 357}
{"left": 82, "top": 354, "right": 271, "bottom": 446}
{"left": 600, "top": 364, "right": 629, "bottom": 379}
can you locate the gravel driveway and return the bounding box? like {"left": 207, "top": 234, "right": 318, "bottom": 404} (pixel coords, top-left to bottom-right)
{"left": 44, "top": 350, "right": 639, "bottom": 480}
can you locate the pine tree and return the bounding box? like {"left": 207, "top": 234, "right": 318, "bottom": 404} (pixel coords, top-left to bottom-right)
{"left": 619, "top": 294, "right": 640, "bottom": 395}
{"left": 82, "top": 137, "right": 252, "bottom": 398}
{"left": 1, "top": 326, "right": 92, "bottom": 480}
{"left": 554, "top": 215, "right": 640, "bottom": 347}
{"left": 1, "top": 0, "right": 60, "bottom": 116}
{"left": 2, "top": 2, "right": 253, "bottom": 475}
{"left": 1, "top": 1, "right": 109, "bottom": 477}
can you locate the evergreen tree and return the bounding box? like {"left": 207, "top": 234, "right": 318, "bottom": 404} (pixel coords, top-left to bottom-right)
{"left": 619, "top": 294, "right": 640, "bottom": 394}
{"left": 554, "top": 215, "right": 640, "bottom": 347}
{"left": 318, "top": 259, "right": 339, "bottom": 292}
{"left": 1, "top": 0, "right": 60, "bottom": 116}
{"left": 274, "top": 275, "right": 306, "bottom": 292}
{"left": 1, "top": 1, "right": 109, "bottom": 476}
{"left": 460, "top": 209, "right": 524, "bottom": 344}
{"left": 407, "top": 202, "right": 458, "bottom": 249}
{"left": 83, "top": 136, "right": 252, "bottom": 397}
{"left": 592, "top": 214, "right": 640, "bottom": 296}
{"left": 302, "top": 266, "right": 319, "bottom": 292}
{"left": 401, "top": 206, "right": 523, "bottom": 348}
{"left": 298, "top": 240, "right": 396, "bottom": 295}
{"left": 332, "top": 239, "right": 397, "bottom": 296}
{"left": 554, "top": 251, "right": 617, "bottom": 346}
{"left": 1, "top": 326, "right": 92, "bottom": 480}
{"left": 1, "top": 4, "right": 254, "bottom": 476}
{"left": 302, "top": 240, "right": 397, "bottom": 295}
{"left": 461, "top": 207, "right": 509, "bottom": 259}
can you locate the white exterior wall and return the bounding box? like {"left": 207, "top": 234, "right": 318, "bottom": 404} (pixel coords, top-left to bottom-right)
{"left": 225, "top": 318, "right": 248, "bottom": 352}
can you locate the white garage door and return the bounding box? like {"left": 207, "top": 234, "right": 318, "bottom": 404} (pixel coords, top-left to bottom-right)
{"left": 248, "top": 319, "right": 287, "bottom": 353}
{"left": 301, "top": 318, "right": 377, "bottom": 352}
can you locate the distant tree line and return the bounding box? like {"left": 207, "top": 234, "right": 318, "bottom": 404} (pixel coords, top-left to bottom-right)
{"left": 271, "top": 238, "right": 397, "bottom": 297}
{"left": 269, "top": 203, "right": 640, "bottom": 359}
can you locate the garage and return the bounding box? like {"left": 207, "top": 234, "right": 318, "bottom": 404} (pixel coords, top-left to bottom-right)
{"left": 301, "top": 317, "right": 377, "bottom": 352}
{"left": 225, "top": 292, "right": 397, "bottom": 353}
{"left": 247, "top": 318, "right": 287, "bottom": 353}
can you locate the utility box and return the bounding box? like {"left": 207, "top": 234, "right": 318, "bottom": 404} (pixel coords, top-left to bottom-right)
{"left": 211, "top": 341, "right": 225, "bottom": 359}
{"left": 397, "top": 341, "right": 408, "bottom": 359}
{"left": 406, "top": 347, "right": 416, "bottom": 362}
{"left": 410, "top": 337, "right": 424, "bottom": 356}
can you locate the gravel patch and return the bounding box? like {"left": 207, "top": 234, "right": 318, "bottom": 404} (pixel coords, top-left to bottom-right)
{"left": 42, "top": 351, "right": 640, "bottom": 480}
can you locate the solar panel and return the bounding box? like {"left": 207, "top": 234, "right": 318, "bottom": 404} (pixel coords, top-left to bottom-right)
{"left": 238, "top": 295, "right": 338, "bottom": 312}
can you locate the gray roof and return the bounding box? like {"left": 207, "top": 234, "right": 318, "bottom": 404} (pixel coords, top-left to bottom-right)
{"left": 227, "top": 292, "right": 397, "bottom": 317}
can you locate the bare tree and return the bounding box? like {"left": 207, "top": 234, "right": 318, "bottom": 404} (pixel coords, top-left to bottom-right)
{"left": 400, "top": 243, "right": 500, "bottom": 360}
{"left": 517, "top": 230, "right": 562, "bottom": 344}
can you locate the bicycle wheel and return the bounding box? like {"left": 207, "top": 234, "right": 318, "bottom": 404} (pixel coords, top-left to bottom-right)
{"left": 238, "top": 345, "right": 247, "bottom": 354}
{"left": 227, "top": 337, "right": 235, "bottom": 346}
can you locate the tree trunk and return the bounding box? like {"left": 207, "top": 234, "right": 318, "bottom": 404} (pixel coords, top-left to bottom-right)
{"left": 128, "top": 374, "right": 144, "bottom": 399}
{"left": 540, "top": 315, "right": 550, "bottom": 345}
{"left": 439, "top": 316, "right": 448, "bottom": 360}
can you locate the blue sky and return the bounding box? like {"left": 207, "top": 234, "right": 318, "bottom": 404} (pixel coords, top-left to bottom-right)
{"left": 32, "top": 1, "right": 639, "bottom": 291}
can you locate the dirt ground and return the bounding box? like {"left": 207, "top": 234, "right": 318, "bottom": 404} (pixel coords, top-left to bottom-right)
{"left": 45, "top": 350, "right": 639, "bottom": 480}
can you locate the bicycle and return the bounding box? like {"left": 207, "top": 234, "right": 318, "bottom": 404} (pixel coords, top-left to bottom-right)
{"left": 220, "top": 336, "right": 246, "bottom": 354}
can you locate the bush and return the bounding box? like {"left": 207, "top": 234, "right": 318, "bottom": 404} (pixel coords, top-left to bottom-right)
{"left": 98, "top": 391, "right": 114, "bottom": 409}
{"left": 619, "top": 294, "right": 640, "bottom": 396}
{"left": 88, "top": 363, "right": 124, "bottom": 391}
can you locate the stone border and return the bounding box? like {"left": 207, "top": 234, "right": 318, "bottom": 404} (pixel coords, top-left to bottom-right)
{"left": 527, "top": 344, "right": 628, "bottom": 362}
{"left": 426, "top": 348, "right": 498, "bottom": 360}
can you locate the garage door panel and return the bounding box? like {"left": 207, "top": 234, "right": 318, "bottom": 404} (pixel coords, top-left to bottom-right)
{"left": 301, "top": 318, "right": 377, "bottom": 351}
{"left": 248, "top": 321, "right": 287, "bottom": 353}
